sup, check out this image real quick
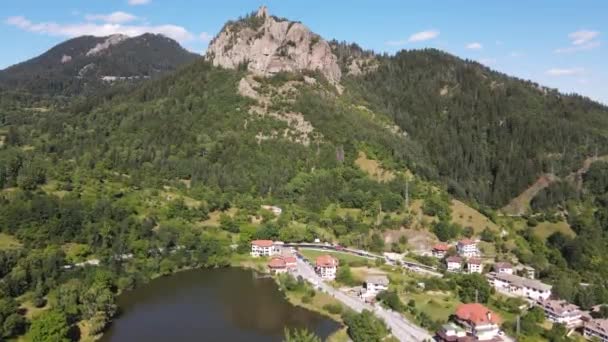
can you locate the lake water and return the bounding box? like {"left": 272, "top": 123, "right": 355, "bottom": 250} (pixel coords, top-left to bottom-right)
{"left": 100, "top": 268, "right": 340, "bottom": 341}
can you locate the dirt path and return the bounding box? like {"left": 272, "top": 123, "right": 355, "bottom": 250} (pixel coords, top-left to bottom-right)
{"left": 501, "top": 155, "right": 608, "bottom": 216}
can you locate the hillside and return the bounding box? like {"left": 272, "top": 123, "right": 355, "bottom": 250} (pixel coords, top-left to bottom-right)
{"left": 343, "top": 49, "right": 608, "bottom": 207}
{"left": 0, "top": 33, "right": 199, "bottom": 96}
{"left": 1, "top": 6, "right": 608, "bottom": 342}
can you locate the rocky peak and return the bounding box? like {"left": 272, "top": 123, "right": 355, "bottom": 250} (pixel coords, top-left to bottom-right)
{"left": 206, "top": 6, "right": 341, "bottom": 84}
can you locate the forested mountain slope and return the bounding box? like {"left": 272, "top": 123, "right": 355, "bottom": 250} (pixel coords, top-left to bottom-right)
{"left": 0, "top": 33, "right": 199, "bottom": 97}
{"left": 344, "top": 49, "right": 608, "bottom": 207}
{"left": 1, "top": 6, "right": 608, "bottom": 341}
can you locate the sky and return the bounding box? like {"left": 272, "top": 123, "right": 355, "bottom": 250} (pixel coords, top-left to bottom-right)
{"left": 2, "top": 0, "right": 607, "bottom": 104}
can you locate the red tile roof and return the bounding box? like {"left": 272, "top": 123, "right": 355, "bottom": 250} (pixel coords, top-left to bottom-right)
{"left": 282, "top": 256, "right": 297, "bottom": 264}
{"left": 494, "top": 262, "right": 512, "bottom": 270}
{"left": 455, "top": 303, "right": 501, "bottom": 326}
{"left": 468, "top": 258, "right": 482, "bottom": 265}
{"left": 433, "top": 243, "right": 450, "bottom": 251}
{"left": 446, "top": 256, "right": 462, "bottom": 263}
{"left": 252, "top": 240, "right": 274, "bottom": 247}
{"left": 458, "top": 239, "right": 476, "bottom": 246}
{"left": 316, "top": 255, "right": 338, "bottom": 268}
{"left": 268, "top": 257, "right": 286, "bottom": 269}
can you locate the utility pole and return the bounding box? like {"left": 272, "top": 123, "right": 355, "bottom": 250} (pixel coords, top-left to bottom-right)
{"left": 516, "top": 315, "right": 521, "bottom": 335}
{"left": 405, "top": 179, "right": 410, "bottom": 212}
{"left": 475, "top": 289, "right": 479, "bottom": 303}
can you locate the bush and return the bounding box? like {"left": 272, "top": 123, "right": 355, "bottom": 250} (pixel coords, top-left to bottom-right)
{"left": 301, "top": 295, "right": 312, "bottom": 304}
{"left": 323, "top": 303, "right": 343, "bottom": 315}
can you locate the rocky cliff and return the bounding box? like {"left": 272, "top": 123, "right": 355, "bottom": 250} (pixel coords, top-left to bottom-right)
{"left": 206, "top": 6, "right": 341, "bottom": 84}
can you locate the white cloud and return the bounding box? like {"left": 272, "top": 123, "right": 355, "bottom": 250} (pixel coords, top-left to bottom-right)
{"left": 408, "top": 30, "right": 440, "bottom": 42}
{"left": 5, "top": 15, "right": 194, "bottom": 42}
{"left": 128, "top": 0, "right": 150, "bottom": 5}
{"left": 545, "top": 68, "right": 584, "bottom": 76}
{"left": 85, "top": 11, "right": 137, "bottom": 24}
{"left": 569, "top": 30, "right": 599, "bottom": 45}
{"left": 509, "top": 51, "right": 524, "bottom": 57}
{"left": 386, "top": 29, "right": 440, "bottom": 46}
{"left": 466, "top": 42, "right": 482, "bottom": 50}
{"left": 199, "top": 32, "right": 212, "bottom": 42}
{"left": 555, "top": 29, "right": 600, "bottom": 53}
{"left": 555, "top": 41, "right": 601, "bottom": 53}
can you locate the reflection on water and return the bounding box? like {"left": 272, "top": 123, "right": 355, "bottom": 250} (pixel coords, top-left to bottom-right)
{"left": 101, "top": 268, "right": 340, "bottom": 342}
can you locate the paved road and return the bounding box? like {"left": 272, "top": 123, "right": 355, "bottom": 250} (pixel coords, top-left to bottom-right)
{"left": 294, "top": 257, "right": 433, "bottom": 342}
{"left": 286, "top": 242, "right": 443, "bottom": 278}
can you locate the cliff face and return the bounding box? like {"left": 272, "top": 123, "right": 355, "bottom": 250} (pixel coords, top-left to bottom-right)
{"left": 206, "top": 6, "right": 341, "bottom": 84}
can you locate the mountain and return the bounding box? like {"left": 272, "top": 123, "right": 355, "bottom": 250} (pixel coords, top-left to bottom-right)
{"left": 206, "top": 6, "right": 341, "bottom": 85}
{"left": 2, "top": 6, "right": 608, "bottom": 341}
{"left": 0, "top": 33, "right": 199, "bottom": 97}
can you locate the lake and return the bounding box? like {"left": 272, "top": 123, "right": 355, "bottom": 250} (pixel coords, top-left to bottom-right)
{"left": 100, "top": 268, "right": 341, "bottom": 341}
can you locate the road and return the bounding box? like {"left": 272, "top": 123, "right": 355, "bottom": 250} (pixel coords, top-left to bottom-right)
{"left": 294, "top": 257, "right": 433, "bottom": 342}
{"left": 285, "top": 242, "right": 443, "bottom": 278}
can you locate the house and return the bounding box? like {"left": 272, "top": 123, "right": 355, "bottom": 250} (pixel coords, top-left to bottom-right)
{"left": 584, "top": 318, "right": 608, "bottom": 342}
{"left": 522, "top": 265, "right": 535, "bottom": 279}
{"left": 282, "top": 254, "right": 297, "bottom": 270}
{"left": 436, "top": 322, "right": 467, "bottom": 341}
{"left": 446, "top": 256, "right": 463, "bottom": 272}
{"left": 494, "top": 262, "right": 513, "bottom": 275}
{"left": 251, "top": 240, "right": 279, "bottom": 257}
{"left": 457, "top": 239, "right": 480, "bottom": 258}
{"left": 486, "top": 272, "right": 552, "bottom": 301}
{"left": 267, "top": 257, "right": 288, "bottom": 274}
{"left": 537, "top": 299, "right": 582, "bottom": 329}
{"left": 467, "top": 258, "right": 483, "bottom": 274}
{"left": 362, "top": 275, "right": 389, "bottom": 298}
{"left": 267, "top": 254, "right": 297, "bottom": 274}
{"left": 432, "top": 243, "right": 450, "bottom": 258}
{"left": 315, "top": 255, "right": 339, "bottom": 280}
{"left": 437, "top": 303, "right": 502, "bottom": 341}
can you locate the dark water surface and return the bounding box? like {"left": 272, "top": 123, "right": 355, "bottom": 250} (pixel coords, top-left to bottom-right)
{"left": 100, "top": 268, "right": 340, "bottom": 341}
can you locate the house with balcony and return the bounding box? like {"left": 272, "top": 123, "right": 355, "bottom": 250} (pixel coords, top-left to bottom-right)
{"left": 486, "top": 272, "right": 552, "bottom": 301}
{"left": 494, "top": 262, "right": 513, "bottom": 275}
{"left": 251, "top": 240, "right": 280, "bottom": 257}
{"left": 432, "top": 243, "right": 450, "bottom": 258}
{"left": 467, "top": 258, "right": 483, "bottom": 274}
{"left": 437, "top": 303, "right": 502, "bottom": 341}
{"left": 315, "top": 255, "right": 339, "bottom": 280}
{"left": 537, "top": 299, "right": 582, "bottom": 329}
{"left": 446, "top": 256, "right": 463, "bottom": 272}
{"left": 584, "top": 318, "right": 608, "bottom": 342}
{"left": 457, "top": 239, "right": 480, "bottom": 258}
{"left": 361, "top": 274, "right": 389, "bottom": 299}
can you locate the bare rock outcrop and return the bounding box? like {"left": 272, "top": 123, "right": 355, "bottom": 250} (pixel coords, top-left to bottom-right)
{"left": 206, "top": 6, "right": 341, "bottom": 84}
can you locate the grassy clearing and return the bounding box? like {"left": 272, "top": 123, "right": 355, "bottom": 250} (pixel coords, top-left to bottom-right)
{"left": 355, "top": 151, "right": 395, "bottom": 182}
{"left": 230, "top": 254, "right": 269, "bottom": 273}
{"left": 299, "top": 248, "right": 372, "bottom": 265}
{"left": 199, "top": 208, "right": 238, "bottom": 227}
{"left": 0, "top": 233, "right": 22, "bottom": 250}
{"left": 450, "top": 199, "right": 499, "bottom": 233}
{"left": 534, "top": 221, "right": 576, "bottom": 241}
{"left": 404, "top": 291, "right": 461, "bottom": 322}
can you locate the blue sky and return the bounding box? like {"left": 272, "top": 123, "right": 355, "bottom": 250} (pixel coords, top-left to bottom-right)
{"left": 2, "top": 0, "right": 607, "bottom": 104}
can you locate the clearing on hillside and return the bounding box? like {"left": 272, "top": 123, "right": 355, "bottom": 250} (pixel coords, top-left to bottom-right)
{"left": 0, "top": 233, "right": 22, "bottom": 250}
{"left": 355, "top": 151, "right": 395, "bottom": 182}
{"left": 450, "top": 199, "right": 499, "bottom": 233}
{"left": 534, "top": 221, "right": 576, "bottom": 241}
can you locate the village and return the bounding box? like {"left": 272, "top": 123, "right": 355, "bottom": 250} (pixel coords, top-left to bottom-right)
{"left": 251, "top": 238, "right": 608, "bottom": 342}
